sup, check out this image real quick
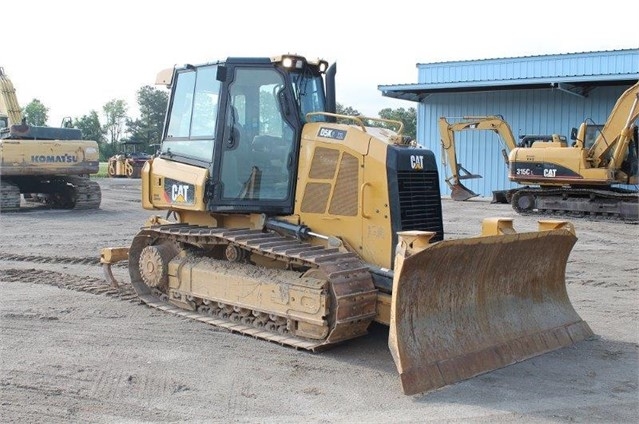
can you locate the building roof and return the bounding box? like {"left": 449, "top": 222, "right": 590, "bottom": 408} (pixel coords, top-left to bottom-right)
{"left": 380, "top": 49, "right": 639, "bottom": 101}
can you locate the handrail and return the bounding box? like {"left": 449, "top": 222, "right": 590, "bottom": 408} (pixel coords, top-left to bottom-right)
{"left": 306, "top": 112, "right": 404, "bottom": 136}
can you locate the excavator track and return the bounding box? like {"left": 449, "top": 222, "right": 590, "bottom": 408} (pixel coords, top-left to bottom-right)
{"left": 0, "top": 176, "right": 101, "bottom": 211}
{"left": 127, "top": 224, "right": 378, "bottom": 351}
{"left": 0, "top": 181, "right": 21, "bottom": 211}
{"left": 62, "top": 176, "right": 102, "bottom": 210}
{"left": 511, "top": 187, "right": 638, "bottom": 222}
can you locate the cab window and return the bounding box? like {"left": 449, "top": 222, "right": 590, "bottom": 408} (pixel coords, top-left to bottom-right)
{"left": 163, "top": 65, "right": 220, "bottom": 162}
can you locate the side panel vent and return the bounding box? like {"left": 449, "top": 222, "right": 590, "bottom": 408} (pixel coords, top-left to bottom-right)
{"left": 329, "top": 153, "right": 358, "bottom": 216}
{"left": 309, "top": 147, "right": 339, "bottom": 179}
{"left": 301, "top": 182, "right": 331, "bottom": 213}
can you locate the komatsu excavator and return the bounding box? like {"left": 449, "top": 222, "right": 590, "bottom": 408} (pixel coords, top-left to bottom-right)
{"left": 0, "top": 67, "right": 101, "bottom": 211}
{"left": 100, "top": 55, "right": 592, "bottom": 395}
{"left": 508, "top": 82, "right": 639, "bottom": 220}
{"left": 438, "top": 115, "right": 566, "bottom": 202}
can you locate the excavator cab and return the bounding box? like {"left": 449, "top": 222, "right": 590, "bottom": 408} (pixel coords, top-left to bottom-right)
{"left": 571, "top": 123, "right": 604, "bottom": 149}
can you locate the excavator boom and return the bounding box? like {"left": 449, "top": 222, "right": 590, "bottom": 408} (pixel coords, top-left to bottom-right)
{"left": 0, "top": 67, "right": 23, "bottom": 126}
{"left": 588, "top": 83, "right": 639, "bottom": 167}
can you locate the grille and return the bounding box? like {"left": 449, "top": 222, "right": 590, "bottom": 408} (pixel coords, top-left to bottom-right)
{"left": 396, "top": 170, "right": 443, "bottom": 239}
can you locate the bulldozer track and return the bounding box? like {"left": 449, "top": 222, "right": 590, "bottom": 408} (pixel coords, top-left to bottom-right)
{"left": 512, "top": 187, "right": 639, "bottom": 223}
{"left": 0, "top": 268, "right": 139, "bottom": 301}
{"left": 128, "top": 224, "right": 379, "bottom": 351}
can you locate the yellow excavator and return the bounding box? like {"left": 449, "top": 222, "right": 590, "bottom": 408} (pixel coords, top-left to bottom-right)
{"left": 508, "top": 82, "right": 639, "bottom": 220}
{"left": 100, "top": 54, "right": 592, "bottom": 395}
{"left": 0, "top": 67, "right": 101, "bottom": 211}
{"left": 438, "top": 115, "right": 566, "bottom": 202}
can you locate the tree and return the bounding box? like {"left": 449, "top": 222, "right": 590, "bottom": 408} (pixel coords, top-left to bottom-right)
{"left": 103, "top": 99, "right": 128, "bottom": 145}
{"left": 23, "top": 99, "right": 49, "bottom": 126}
{"left": 126, "top": 85, "right": 168, "bottom": 150}
{"left": 74, "top": 110, "right": 108, "bottom": 160}
{"left": 336, "top": 103, "right": 361, "bottom": 116}
{"left": 378, "top": 107, "right": 417, "bottom": 139}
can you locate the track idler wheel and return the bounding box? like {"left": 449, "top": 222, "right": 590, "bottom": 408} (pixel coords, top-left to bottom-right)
{"left": 225, "top": 244, "right": 249, "bottom": 262}
{"left": 511, "top": 190, "right": 535, "bottom": 213}
{"left": 138, "top": 243, "right": 180, "bottom": 290}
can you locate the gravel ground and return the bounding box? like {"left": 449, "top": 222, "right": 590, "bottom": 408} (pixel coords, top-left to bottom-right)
{"left": 0, "top": 178, "right": 637, "bottom": 423}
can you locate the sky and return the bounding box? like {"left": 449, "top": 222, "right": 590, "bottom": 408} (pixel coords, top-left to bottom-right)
{"left": 4, "top": 0, "right": 637, "bottom": 127}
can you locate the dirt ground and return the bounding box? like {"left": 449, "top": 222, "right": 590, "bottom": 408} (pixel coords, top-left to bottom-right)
{"left": 1, "top": 178, "right": 637, "bottom": 423}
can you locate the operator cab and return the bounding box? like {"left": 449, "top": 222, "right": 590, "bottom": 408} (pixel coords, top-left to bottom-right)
{"left": 571, "top": 124, "right": 604, "bottom": 149}
{"left": 157, "top": 55, "right": 330, "bottom": 214}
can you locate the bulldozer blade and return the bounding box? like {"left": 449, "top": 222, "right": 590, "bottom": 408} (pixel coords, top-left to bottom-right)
{"left": 450, "top": 182, "right": 478, "bottom": 201}
{"left": 388, "top": 229, "right": 592, "bottom": 396}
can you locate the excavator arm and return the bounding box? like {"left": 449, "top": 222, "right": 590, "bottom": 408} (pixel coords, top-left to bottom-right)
{"left": 0, "top": 67, "right": 24, "bottom": 126}
{"left": 438, "top": 116, "right": 519, "bottom": 201}
{"left": 587, "top": 82, "right": 639, "bottom": 169}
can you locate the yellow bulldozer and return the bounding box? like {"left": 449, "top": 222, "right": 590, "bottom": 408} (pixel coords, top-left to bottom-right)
{"left": 0, "top": 67, "right": 101, "bottom": 211}
{"left": 100, "top": 54, "right": 592, "bottom": 395}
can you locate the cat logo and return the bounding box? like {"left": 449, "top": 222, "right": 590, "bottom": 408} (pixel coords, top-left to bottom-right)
{"left": 410, "top": 155, "right": 424, "bottom": 170}
{"left": 171, "top": 184, "right": 191, "bottom": 203}
{"left": 163, "top": 178, "right": 195, "bottom": 205}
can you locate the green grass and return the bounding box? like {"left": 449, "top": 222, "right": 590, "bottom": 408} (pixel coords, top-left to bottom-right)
{"left": 95, "top": 162, "right": 109, "bottom": 178}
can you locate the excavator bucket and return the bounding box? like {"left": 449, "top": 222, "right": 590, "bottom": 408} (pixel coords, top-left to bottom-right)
{"left": 450, "top": 181, "right": 479, "bottom": 201}
{"left": 388, "top": 222, "right": 593, "bottom": 395}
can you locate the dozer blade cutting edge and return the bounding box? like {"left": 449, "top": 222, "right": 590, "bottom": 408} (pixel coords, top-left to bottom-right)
{"left": 388, "top": 220, "right": 593, "bottom": 395}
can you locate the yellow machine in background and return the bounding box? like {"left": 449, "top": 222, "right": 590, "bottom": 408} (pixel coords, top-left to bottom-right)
{"left": 107, "top": 141, "right": 152, "bottom": 178}
{"left": 101, "top": 55, "right": 591, "bottom": 395}
{"left": 508, "top": 82, "right": 639, "bottom": 220}
{"left": 438, "top": 115, "right": 566, "bottom": 202}
{"left": 0, "top": 67, "right": 101, "bottom": 211}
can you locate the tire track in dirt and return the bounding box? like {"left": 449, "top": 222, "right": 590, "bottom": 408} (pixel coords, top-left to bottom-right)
{"left": 0, "top": 252, "right": 105, "bottom": 267}
{"left": 0, "top": 268, "right": 138, "bottom": 301}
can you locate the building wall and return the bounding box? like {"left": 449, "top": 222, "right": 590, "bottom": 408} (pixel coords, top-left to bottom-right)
{"left": 417, "top": 85, "right": 630, "bottom": 198}
{"left": 417, "top": 49, "right": 639, "bottom": 85}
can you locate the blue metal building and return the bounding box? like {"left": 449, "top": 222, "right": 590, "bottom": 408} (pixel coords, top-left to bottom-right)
{"left": 379, "top": 49, "right": 639, "bottom": 198}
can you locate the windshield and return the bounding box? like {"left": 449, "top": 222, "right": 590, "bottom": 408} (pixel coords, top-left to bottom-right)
{"left": 585, "top": 124, "right": 604, "bottom": 149}
{"left": 290, "top": 71, "right": 326, "bottom": 123}
{"left": 162, "top": 65, "right": 220, "bottom": 162}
